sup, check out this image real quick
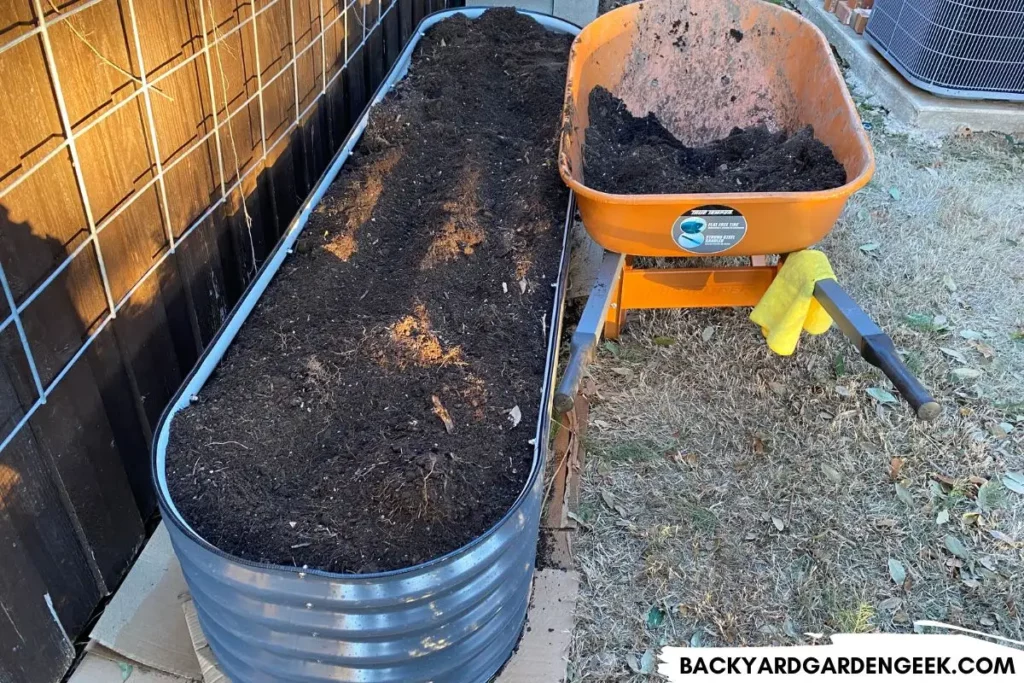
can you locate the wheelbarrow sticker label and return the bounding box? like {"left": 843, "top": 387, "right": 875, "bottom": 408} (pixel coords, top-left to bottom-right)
{"left": 671, "top": 206, "right": 747, "bottom": 254}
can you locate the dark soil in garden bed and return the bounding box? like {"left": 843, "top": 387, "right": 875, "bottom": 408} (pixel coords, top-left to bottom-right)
{"left": 584, "top": 86, "right": 847, "bottom": 194}
{"left": 166, "top": 9, "right": 572, "bottom": 573}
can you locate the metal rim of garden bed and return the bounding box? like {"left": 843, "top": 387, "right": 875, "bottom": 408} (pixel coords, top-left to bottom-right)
{"left": 152, "top": 7, "right": 581, "bottom": 581}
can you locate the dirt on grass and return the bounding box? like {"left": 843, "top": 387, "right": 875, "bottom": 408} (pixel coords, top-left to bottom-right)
{"left": 583, "top": 86, "right": 847, "bottom": 194}
{"left": 568, "top": 121, "right": 1024, "bottom": 680}
{"left": 165, "top": 9, "right": 572, "bottom": 573}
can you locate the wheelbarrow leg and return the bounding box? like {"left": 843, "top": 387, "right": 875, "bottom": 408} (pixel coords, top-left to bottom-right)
{"left": 603, "top": 256, "right": 628, "bottom": 340}
{"left": 813, "top": 279, "right": 941, "bottom": 421}
{"left": 555, "top": 252, "right": 626, "bottom": 415}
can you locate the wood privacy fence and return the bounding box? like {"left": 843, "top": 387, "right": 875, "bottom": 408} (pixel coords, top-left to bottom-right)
{"left": 0, "top": 0, "right": 461, "bottom": 680}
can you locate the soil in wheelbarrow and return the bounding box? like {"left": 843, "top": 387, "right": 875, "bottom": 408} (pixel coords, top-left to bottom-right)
{"left": 165, "top": 9, "right": 572, "bottom": 573}
{"left": 584, "top": 86, "right": 847, "bottom": 194}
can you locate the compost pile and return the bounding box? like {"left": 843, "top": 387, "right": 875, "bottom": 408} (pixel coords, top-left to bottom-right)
{"left": 166, "top": 10, "right": 571, "bottom": 573}
{"left": 584, "top": 86, "right": 847, "bottom": 194}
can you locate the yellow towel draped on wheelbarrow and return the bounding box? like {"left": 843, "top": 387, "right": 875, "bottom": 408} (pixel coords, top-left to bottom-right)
{"left": 750, "top": 250, "right": 836, "bottom": 356}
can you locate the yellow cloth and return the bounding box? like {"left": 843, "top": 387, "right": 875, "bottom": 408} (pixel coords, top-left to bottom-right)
{"left": 750, "top": 250, "right": 836, "bottom": 356}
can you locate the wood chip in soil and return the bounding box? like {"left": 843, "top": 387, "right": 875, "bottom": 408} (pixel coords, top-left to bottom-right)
{"left": 166, "top": 9, "right": 572, "bottom": 573}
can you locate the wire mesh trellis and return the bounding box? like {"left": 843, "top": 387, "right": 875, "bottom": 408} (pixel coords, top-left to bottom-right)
{"left": 0, "top": 0, "right": 397, "bottom": 454}
{"left": 866, "top": 0, "right": 1024, "bottom": 101}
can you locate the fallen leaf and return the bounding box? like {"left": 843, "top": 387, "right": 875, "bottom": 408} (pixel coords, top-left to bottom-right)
{"left": 1002, "top": 472, "right": 1024, "bottom": 495}
{"left": 600, "top": 490, "right": 616, "bottom": 510}
{"left": 772, "top": 516, "right": 785, "bottom": 531}
{"left": 932, "top": 472, "right": 957, "bottom": 488}
{"left": 962, "top": 577, "right": 981, "bottom": 589}
{"left": 979, "top": 556, "right": 998, "bottom": 572}
{"left": 959, "top": 329, "right": 984, "bottom": 341}
{"left": 690, "top": 630, "right": 704, "bottom": 648}
{"left": 602, "top": 340, "right": 620, "bottom": 356}
{"left": 936, "top": 509, "right": 950, "bottom": 525}
{"left": 647, "top": 605, "right": 666, "bottom": 629}
{"left": 431, "top": 395, "right": 455, "bottom": 433}
{"left": 895, "top": 483, "right": 914, "bottom": 507}
{"left": 942, "top": 275, "right": 957, "bottom": 292}
{"left": 611, "top": 367, "right": 633, "bottom": 377}
{"left": 889, "top": 457, "right": 905, "bottom": 481}
{"left": 784, "top": 617, "right": 800, "bottom": 639}
{"left": 519, "top": 278, "right": 527, "bottom": 294}
{"left": 874, "top": 518, "right": 898, "bottom": 528}
{"left": 980, "top": 615, "right": 996, "bottom": 627}
{"left": 591, "top": 419, "right": 611, "bottom": 429}
{"left": 933, "top": 315, "right": 949, "bottom": 329}
{"left": 752, "top": 436, "right": 765, "bottom": 455}
{"left": 893, "top": 611, "right": 910, "bottom": 624}
{"left": 822, "top": 464, "right": 843, "bottom": 484}
{"left": 288, "top": 521, "right": 297, "bottom": 528}
{"left": 963, "top": 511, "right": 981, "bottom": 526}
{"left": 944, "top": 535, "right": 969, "bottom": 559}
{"left": 119, "top": 662, "right": 133, "bottom": 682}
{"left": 701, "top": 326, "right": 715, "bottom": 342}
{"left": 972, "top": 341, "right": 996, "bottom": 358}
{"left": 506, "top": 404, "right": 522, "bottom": 428}
{"left": 952, "top": 368, "right": 982, "bottom": 380}
{"left": 867, "top": 387, "right": 897, "bottom": 404}
{"left": 640, "top": 648, "right": 656, "bottom": 673}
{"left": 878, "top": 597, "right": 902, "bottom": 611}
{"left": 835, "top": 385, "right": 851, "bottom": 398}
{"left": 989, "top": 530, "right": 1015, "bottom": 543}
{"left": 940, "top": 347, "right": 967, "bottom": 364}
{"left": 627, "top": 655, "right": 641, "bottom": 674}
{"left": 888, "top": 558, "right": 907, "bottom": 586}
{"left": 769, "top": 381, "right": 787, "bottom": 395}
{"left": 889, "top": 187, "right": 902, "bottom": 200}
{"left": 977, "top": 480, "right": 1006, "bottom": 513}
{"left": 566, "top": 510, "right": 591, "bottom": 528}
{"left": 653, "top": 335, "right": 675, "bottom": 347}
{"left": 859, "top": 242, "right": 880, "bottom": 253}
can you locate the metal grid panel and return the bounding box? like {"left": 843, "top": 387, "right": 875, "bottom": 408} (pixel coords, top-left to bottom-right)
{"left": 866, "top": 0, "right": 1024, "bottom": 100}
{"left": 0, "top": 0, "right": 397, "bottom": 453}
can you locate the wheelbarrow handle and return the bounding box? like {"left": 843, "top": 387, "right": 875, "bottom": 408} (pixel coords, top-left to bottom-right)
{"left": 813, "top": 279, "right": 941, "bottom": 421}
{"left": 554, "top": 252, "right": 626, "bottom": 415}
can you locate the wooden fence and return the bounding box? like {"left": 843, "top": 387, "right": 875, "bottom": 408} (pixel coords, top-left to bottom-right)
{"left": 0, "top": 0, "right": 460, "bottom": 680}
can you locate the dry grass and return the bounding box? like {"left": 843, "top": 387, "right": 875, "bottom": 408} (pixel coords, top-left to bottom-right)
{"left": 568, "top": 119, "right": 1024, "bottom": 678}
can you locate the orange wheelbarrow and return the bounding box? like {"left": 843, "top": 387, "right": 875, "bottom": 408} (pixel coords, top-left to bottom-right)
{"left": 555, "top": 0, "right": 940, "bottom": 420}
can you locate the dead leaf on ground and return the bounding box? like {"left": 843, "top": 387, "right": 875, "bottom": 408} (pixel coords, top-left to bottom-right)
{"left": 431, "top": 395, "right": 455, "bottom": 433}
{"left": 752, "top": 436, "right": 765, "bottom": 455}
{"left": 971, "top": 341, "right": 996, "bottom": 358}
{"left": 939, "top": 347, "right": 967, "bottom": 364}
{"left": 931, "top": 472, "right": 957, "bottom": 488}
{"left": 989, "top": 529, "right": 1015, "bottom": 544}
{"left": 772, "top": 516, "right": 785, "bottom": 531}
{"left": 895, "top": 483, "right": 915, "bottom": 507}
{"left": 889, "top": 457, "right": 905, "bottom": 481}
{"left": 701, "top": 326, "right": 715, "bottom": 342}
{"left": 878, "top": 597, "right": 902, "bottom": 611}
{"left": 944, "top": 535, "right": 970, "bottom": 559}
{"left": 888, "top": 558, "right": 907, "bottom": 586}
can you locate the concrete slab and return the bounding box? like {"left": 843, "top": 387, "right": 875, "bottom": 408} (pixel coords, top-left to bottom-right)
{"left": 793, "top": 0, "right": 1024, "bottom": 135}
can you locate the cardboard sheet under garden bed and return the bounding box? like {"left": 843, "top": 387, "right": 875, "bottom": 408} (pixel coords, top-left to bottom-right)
{"left": 165, "top": 10, "right": 573, "bottom": 574}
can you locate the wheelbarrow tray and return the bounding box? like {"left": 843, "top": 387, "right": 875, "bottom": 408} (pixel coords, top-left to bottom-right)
{"left": 559, "top": 0, "right": 875, "bottom": 257}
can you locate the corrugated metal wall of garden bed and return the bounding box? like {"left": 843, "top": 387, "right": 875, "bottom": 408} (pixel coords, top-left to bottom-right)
{"left": 0, "top": 1, "right": 460, "bottom": 681}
